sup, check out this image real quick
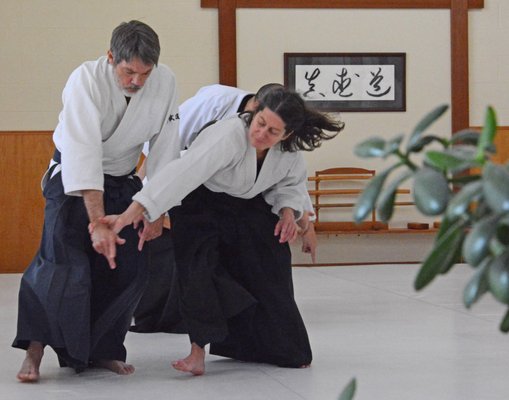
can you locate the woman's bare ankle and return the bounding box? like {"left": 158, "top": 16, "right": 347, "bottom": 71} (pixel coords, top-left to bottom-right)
{"left": 171, "top": 342, "right": 206, "bottom": 376}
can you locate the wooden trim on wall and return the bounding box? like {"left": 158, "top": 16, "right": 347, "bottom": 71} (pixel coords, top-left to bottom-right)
{"left": 218, "top": 0, "right": 238, "bottom": 86}
{"left": 202, "top": 0, "right": 483, "bottom": 9}
{"left": 202, "top": 0, "right": 484, "bottom": 131}
{"left": 451, "top": 0, "right": 470, "bottom": 132}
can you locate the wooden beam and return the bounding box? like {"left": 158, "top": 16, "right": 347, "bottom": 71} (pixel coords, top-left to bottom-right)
{"left": 202, "top": 0, "right": 483, "bottom": 132}
{"left": 218, "top": 0, "right": 237, "bottom": 86}
{"left": 202, "top": 0, "right": 483, "bottom": 9}
{"left": 451, "top": 0, "right": 470, "bottom": 132}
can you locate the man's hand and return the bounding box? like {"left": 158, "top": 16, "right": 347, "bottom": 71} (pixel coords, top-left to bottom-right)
{"left": 83, "top": 189, "right": 126, "bottom": 269}
{"left": 89, "top": 221, "right": 126, "bottom": 269}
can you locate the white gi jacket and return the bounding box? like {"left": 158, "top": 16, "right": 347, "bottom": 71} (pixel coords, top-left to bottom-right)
{"left": 177, "top": 84, "right": 315, "bottom": 220}
{"left": 179, "top": 84, "right": 251, "bottom": 150}
{"left": 134, "top": 116, "right": 308, "bottom": 222}
{"left": 53, "top": 56, "right": 180, "bottom": 196}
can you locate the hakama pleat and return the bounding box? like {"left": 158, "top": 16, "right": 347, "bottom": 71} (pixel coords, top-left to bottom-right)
{"left": 129, "top": 229, "right": 187, "bottom": 334}
{"left": 13, "top": 170, "right": 148, "bottom": 371}
{"left": 170, "top": 185, "right": 312, "bottom": 368}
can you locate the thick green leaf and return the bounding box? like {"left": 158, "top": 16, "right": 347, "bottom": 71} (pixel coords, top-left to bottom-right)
{"left": 354, "top": 137, "right": 386, "bottom": 158}
{"left": 462, "top": 214, "right": 503, "bottom": 267}
{"left": 445, "top": 180, "right": 483, "bottom": 220}
{"left": 338, "top": 378, "right": 357, "bottom": 400}
{"left": 383, "top": 135, "right": 404, "bottom": 158}
{"left": 442, "top": 239, "right": 464, "bottom": 274}
{"left": 413, "top": 168, "right": 451, "bottom": 216}
{"left": 463, "top": 259, "right": 490, "bottom": 308}
{"left": 450, "top": 129, "right": 481, "bottom": 146}
{"left": 488, "top": 252, "right": 509, "bottom": 305}
{"left": 489, "top": 235, "right": 509, "bottom": 257}
{"left": 425, "top": 148, "right": 479, "bottom": 173}
{"left": 476, "top": 106, "right": 497, "bottom": 161}
{"left": 406, "top": 135, "right": 447, "bottom": 153}
{"left": 415, "top": 219, "right": 467, "bottom": 290}
{"left": 406, "top": 104, "right": 449, "bottom": 152}
{"left": 495, "top": 217, "right": 509, "bottom": 246}
{"left": 499, "top": 309, "right": 509, "bottom": 333}
{"left": 449, "top": 174, "right": 481, "bottom": 186}
{"left": 376, "top": 170, "right": 413, "bottom": 222}
{"left": 353, "top": 166, "right": 396, "bottom": 223}
{"left": 434, "top": 214, "right": 457, "bottom": 243}
{"left": 482, "top": 163, "right": 509, "bottom": 213}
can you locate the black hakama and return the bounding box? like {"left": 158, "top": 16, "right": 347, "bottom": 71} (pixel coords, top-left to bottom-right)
{"left": 169, "top": 185, "right": 312, "bottom": 368}
{"left": 12, "top": 167, "right": 149, "bottom": 371}
{"left": 129, "top": 229, "right": 187, "bottom": 334}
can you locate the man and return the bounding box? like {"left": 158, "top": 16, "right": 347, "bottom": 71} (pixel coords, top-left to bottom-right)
{"left": 179, "top": 84, "right": 259, "bottom": 150}
{"left": 13, "top": 20, "right": 180, "bottom": 382}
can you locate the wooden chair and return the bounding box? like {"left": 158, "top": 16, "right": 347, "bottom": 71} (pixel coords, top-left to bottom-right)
{"left": 308, "top": 167, "right": 415, "bottom": 233}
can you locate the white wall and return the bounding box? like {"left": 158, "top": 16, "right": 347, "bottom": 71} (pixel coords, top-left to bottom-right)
{"left": 0, "top": 0, "right": 218, "bottom": 129}
{"left": 1, "top": 0, "right": 507, "bottom": 261}
{"left": 2, "top": 2, "right": 505, "bottom": 167}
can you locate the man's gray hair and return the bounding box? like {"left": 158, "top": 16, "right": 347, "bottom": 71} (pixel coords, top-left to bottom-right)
{"left": 110, "top": 20, "right": 160, "bottom": 66}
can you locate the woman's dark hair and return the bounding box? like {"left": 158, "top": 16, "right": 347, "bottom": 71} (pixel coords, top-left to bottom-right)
{"left": 110, "top": 20, "right": 160, "bottom": 66}
{"left": 246, "top": 88, "right": 344, "bottom": 152}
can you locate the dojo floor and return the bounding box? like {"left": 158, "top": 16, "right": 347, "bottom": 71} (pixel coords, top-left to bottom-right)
{"left": 1, "top": 264, "right": 508, "bottom": 400}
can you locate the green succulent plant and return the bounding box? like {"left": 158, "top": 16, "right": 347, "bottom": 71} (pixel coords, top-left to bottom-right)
{"left": 338, "top": 378, "right": 356, "bottom": 400}
{"left": 353, "top": 105, "right": 509, "bottom": 332}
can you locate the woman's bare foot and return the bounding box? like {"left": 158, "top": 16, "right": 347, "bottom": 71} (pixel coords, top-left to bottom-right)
{"left": 17, "top": 341, "right": 44, "bottom": 382}
{"left": 94, "top": 360, "right": 135, "bottom": 375}
{"left": 171, "top": 343, "right": 205, "bottom": 376}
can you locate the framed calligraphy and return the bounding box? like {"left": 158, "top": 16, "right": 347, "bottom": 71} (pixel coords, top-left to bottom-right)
{"left": 284, "top": 52, "right": 406, "bottom": 112}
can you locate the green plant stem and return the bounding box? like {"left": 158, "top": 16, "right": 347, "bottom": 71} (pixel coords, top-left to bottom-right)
{"left": 395, "top": 150, "right": 418, "bottom": 171}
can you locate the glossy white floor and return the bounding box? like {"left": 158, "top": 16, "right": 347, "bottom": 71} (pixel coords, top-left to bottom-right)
{"left": 1, "top": 264, "right": 508, "bottom": 400}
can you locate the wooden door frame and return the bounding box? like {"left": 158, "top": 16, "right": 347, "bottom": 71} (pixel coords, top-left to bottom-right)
{"left": 201, "top": 0, "right": 484, "bottom": 132}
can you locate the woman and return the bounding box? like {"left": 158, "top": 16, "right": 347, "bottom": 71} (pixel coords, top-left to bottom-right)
{"left": 104, "top": 88, "right": 344, "bottom": 375}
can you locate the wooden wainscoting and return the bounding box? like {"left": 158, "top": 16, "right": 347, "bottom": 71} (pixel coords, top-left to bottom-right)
{"left": 1, "top": 126, "right": 507, "bottom": 273}
{"left": 0, "top": 131, "right": 54, "bottom": 273}
{"left": 491, "top": 126, "right": 509, "bottom": 164}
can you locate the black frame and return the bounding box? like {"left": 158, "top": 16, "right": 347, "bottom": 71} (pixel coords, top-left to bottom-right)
{"left": 284, "top": 52, "right": 406, "bottom": 112}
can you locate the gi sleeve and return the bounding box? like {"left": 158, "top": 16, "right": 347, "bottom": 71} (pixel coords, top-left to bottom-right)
{"left": 133, "top": 121, "right": 241, "bottom": 221}
{"left": 262, "top": 153, "right": 308, "bottom": 221}
{"left": 58, "top": 66, "right": 105, "bottom": 196}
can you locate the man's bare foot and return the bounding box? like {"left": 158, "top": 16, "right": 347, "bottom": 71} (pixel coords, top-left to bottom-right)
{"left": 94, "top": 360, "right": 135, "bottom": 375}
{"left": 300, "top": 364, "right": 311, "bottom": 368}
{"left": 17, "top": 341, "right": 44, "bottom": 383}
{"left": 171, "top": 343, "right": 205, "bottom": 376}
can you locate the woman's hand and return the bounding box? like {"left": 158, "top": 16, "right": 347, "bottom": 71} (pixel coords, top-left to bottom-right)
{"left": 300, "top": 222, "right": 317, "bottom": 263}
{"left": 274, "top": 207, "right": 299, "bottom": 243}
{"left": 111, "top": 201, "right": 145, "bottom": 232}
{"left": 298, "top": 211, "right": 317, "bottom": 263}
{"left": 136, "top": 215, "right": 164, "bottom": 251}
{"left": 98, "top": 201, "right": 147, "bottom": 249}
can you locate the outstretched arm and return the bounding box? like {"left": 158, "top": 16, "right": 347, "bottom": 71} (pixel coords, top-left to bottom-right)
{"left": 99, "top": 201, "right": 158, "bottom": 252}
{"left": 101, "top": 201, "right": 146, "bottom": 233}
